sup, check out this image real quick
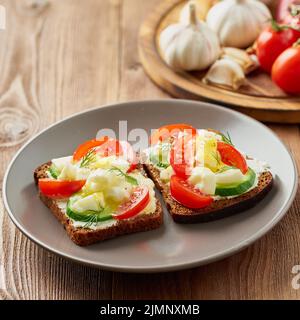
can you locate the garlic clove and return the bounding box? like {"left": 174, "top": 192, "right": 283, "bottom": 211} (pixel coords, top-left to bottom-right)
{"left": 221, "top": 47, "right": 258, "bottom": 74}
{"left": 203, "top": 59, "right": 246, "bottom": 90}
{"left": 179, "top": 0, "right": 212, "bottom": 25}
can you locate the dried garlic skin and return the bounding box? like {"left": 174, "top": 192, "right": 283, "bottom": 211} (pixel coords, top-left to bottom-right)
{"left": 221, "top": 47, "right": 259, "bottom": 74}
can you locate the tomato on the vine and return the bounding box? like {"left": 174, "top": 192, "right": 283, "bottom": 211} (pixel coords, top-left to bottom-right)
{"left": 272, "top": 41, "right": 300, "bottom": 94}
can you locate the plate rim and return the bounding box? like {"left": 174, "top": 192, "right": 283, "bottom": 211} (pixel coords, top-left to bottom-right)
{"left": 2, "top": 99, "right": 299, "bottom": 273}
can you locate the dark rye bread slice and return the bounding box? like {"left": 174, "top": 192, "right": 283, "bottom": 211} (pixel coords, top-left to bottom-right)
{"left": 144, "top": 163, "right": 273, "bottom": 223}
{"left": 34, "top": 162, "right": 163, "bottom": 246}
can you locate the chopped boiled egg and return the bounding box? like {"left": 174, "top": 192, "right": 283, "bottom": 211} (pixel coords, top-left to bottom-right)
{"left": 106, "top": 186, "right": 132, "bottom": 203}
{"left": 160, "top": 165, "right": 174, "bottom": 182}
{"left": 215, "top": 168, "right": 245, "bottom": 185}
{"left": 197, "top": 129, "right": 222, "bottom": 141}
{"left": 57, "top": 162, "right": 90, "bottom": 180}
{"left": 90, "top": 155, "right": 130, "bottom": 172}
{"left": 51, "top": 156, "right": 73, "bottom": 172}
{"left": 71, "top": 192, "right": 105, "bottom": 213}
{"left": 188, "top": 167, "right": 216, "bottom": 195}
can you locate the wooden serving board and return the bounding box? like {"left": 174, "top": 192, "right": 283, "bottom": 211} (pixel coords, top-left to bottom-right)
{"left": 138, "top": 0, "right": 300, "bottom": 123}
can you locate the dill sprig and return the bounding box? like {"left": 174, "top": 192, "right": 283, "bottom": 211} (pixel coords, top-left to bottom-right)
{"left": 156, "top": 162, "right": 169, "bottom": 169}
{"left": 66, "top": 200, "right": 113, "bottom": 229}
{"left": 220, "top": 132, "right": 234, "bottom": 146}
{"left": 211, "top": 151, "right": 222, "bottom": 165}
{"left": 109, "top": 166, "right": 138, "bottom": 186}
{"left": 83, "top": 214, "right": 99, "bottom": 228}
{"left": 80, "top": 148, "right": 97, "bottom": 168}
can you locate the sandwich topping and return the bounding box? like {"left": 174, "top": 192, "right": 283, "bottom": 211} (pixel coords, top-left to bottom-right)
{"left": 38, "top": 137, "right": 156, "bottom": 230}
{"left": 146, "top": 125, "right": 270, "bottom": 209}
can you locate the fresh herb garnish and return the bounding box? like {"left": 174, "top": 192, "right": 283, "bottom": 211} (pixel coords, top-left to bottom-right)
{"left": 220, "top": 131, "right": 234, "bottom": 146}
{"left": 82, "top": 207, "right": 112, "bottom": 228}
{"left": 80, "top": 148, "right": 97, "bottom": 168}
{"left": 66, "top": 201, "right": 112, "bottom": 229}
{"left": 49, "top": 164, "right": 59, "bottom": 179}
{"left": 156, "top": 162, "right": 169, "bottom": 169}
{"left": 211, "top": 151, "right": 222, "bottom": 165}
{"left": 109, "top": 166, "right": 138, "bottom": 186}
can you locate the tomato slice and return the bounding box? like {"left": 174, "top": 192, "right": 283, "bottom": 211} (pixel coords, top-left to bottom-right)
{"left": 95, "top": 138, "right": 122, "bottom": 157}
{"left": 150, "top": 123, "right": 197, "bottom": 145}
{"left": 73, "top": 136, "right": 109, "bottom": 161}
{"left": 170, "top": 135, "right": 196, "bottom": 179}
{"left": 170, "top": 175, "right": 213, "bottom": 209}
{"left": 217, "top": 142, "right": 248, "bottom": 174}
{"left": 38, "top": 179, "right": 86, "bottom": 198}
{"left": 113, "top": 186, "right": 150, "bottom": 220}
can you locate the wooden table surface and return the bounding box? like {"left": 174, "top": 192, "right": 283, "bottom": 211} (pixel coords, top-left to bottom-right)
{"left": 0, "top": 0, "right": 300, "bottom": 300}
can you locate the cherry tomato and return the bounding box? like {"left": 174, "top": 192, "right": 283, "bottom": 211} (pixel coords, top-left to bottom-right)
{"left": 73, "top": 136, "right": 109, "bottom": 161}
{"left": 113, "top": 186, "right": 150, "bottom": 220}
{"left": 38, "top": 179, "right": 86, "bottom": 198}
{"left": 170, "top": 135, "right": 195, "bottom": 179}
{"left": 256, "top": 22, "right": 300, "bottom": 73}
{"left": 150, "top": 123, "right": 197, "bottom": 145}
{"left": 217, "top": 142, "right": 248, "bottom": 174}
{"left": 272, "top": 42, "right": 300, "bottom": 94}
{"left": 170, "top": 175, "right": 213, "bottom": 209}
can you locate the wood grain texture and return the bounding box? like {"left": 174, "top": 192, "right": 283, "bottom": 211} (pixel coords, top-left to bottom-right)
{"left": 1, "top": 0, "right": 300, "bottom": 300}
{"left": 138, "top": 0, "right": 300, "bottom": 123}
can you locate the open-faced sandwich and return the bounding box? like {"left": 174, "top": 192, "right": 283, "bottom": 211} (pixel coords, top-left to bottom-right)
{"left": 34, "top": 137, "right": 163, "bottom": 246}
{"left": 143, "top": 124, "right": 273, "bottom": 223}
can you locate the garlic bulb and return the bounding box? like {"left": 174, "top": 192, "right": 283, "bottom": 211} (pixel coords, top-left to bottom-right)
{"left": 179, "top": 0, "right": 212, "bottom": 24}
{"left": 206, "top": 0, "right": 271, "bottom": 48}
{"left": 159, "top": 4, "right": 221, "bottom": 71}
{"left": 221, "top": 47, "right": 258, "bottom": 74}
{"left": 203, "top": 59, "right": 246, "bottom": 90}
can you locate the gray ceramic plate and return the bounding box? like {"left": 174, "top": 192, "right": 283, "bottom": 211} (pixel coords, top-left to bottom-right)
{"left": 3, "top": 100, "right": 298, "bottom": 273}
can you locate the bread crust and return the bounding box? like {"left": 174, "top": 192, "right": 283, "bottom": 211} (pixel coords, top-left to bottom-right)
{"left": 34, "top": 163, "right": 163, "bottom": 246}
{"left": 143, "top": 163, "right": 273, "bottom": 223}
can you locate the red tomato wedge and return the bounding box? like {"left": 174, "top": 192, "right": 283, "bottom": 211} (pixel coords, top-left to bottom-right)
{"left": 113, "top": 186, "right": 150, "bottom": 220}
{"left": 38, "top": 179, "right": 86, "bottom": 198}
{"left": 95, "top": 138, "right": 122, "bottom": 157}
{"left": 150, "top": 123, "right": 197, "bottom": 145}
{"left": 170, "top": 175, "right": 213, "bottom": 209}
{"left": 170, "top": 135, "right": 196, "bottom": 179}
{"left": 217, "top": 142, "right": 248, "bottom": 174}
{"left": 73, "top": 136, "right": 110, "bottom": 161}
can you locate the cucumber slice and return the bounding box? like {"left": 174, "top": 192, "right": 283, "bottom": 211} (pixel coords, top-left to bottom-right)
{"left": 49, "top": 164, "right": 59, "bottom": 179}
{"left": 215, "top": 168, "right": 256, "bottom": 197}
{"left": 66, "top": 199, "right": 113, "bottom": 226}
